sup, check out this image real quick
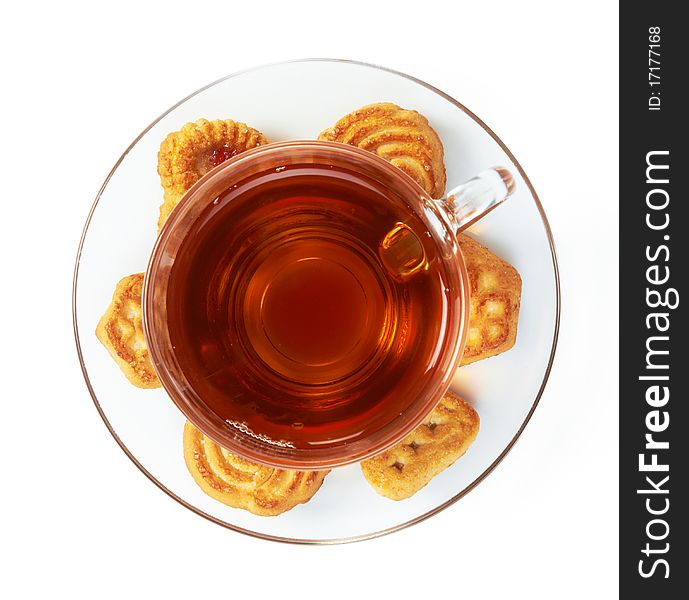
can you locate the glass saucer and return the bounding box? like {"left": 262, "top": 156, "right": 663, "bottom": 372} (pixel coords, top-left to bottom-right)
{"left": 73, "top": 59, "right": 560, "bottom": 543}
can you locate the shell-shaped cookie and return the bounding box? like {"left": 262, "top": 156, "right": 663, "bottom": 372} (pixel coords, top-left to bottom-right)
{"left": 459, "top": 234, "right": 522, "bottom": 365}
{"left": 361, "top": 391, "right": 479, "bottom": 500}
{"left": 183, "top": 421, "right": 329, "bottom": 516}
{"left": 95, "top": 273, "right": 160, "bottom": 389}
{"left": 157, "top": 118, "right": 268, "bottom": 229}
{"left": 318, "top": 102, "right": 447, "bottom": 198}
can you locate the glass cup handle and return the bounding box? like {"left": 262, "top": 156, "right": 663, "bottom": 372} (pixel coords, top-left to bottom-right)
{"left": 439, "top": 167, "right": 516, "bottom": 233}
{"left": 380, "top": 167, "right": 515, "bottom": 281}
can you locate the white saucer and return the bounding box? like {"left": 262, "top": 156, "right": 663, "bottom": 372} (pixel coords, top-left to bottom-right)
{"left": 73, "top": 59, "right": 559, "bottom": 543}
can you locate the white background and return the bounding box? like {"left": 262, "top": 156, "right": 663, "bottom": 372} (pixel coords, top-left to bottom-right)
{"left": 1, "top": 1, "right": 618, "bottom": 598}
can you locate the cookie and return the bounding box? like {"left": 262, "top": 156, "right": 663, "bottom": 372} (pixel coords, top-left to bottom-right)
{"left": 95, "top": 273, "right": 160, "bottom": 389}
{"left": 318, "top": 102, "right": 446, "bottom": 198}
{"left": 361, "top": 391, "right": 479, "bottom": 500}
{"left": 182, "top": 421, "right": 329, "bottom": 516}
{"left": 459, "top": 234, "right": 522, "bottom": 365}
{"left": 157, "top": 118, "right": 268, "bottom": 229}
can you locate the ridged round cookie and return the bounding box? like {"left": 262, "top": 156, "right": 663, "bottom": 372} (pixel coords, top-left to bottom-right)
{"left": 95, "top": 273, "right": 160, "bottom": 389}
{"left": 157, "top": 118, "right": 268, "bottom": 229}
{"left": 182, "top": 421, "right": 329, "bottom": 516}
{"left": 318, "top": 102, "right": 447, "bottom": 198}
{"left": 459, "top": 234, "right": 522, "bottom": 365}
{"left": 361, "top": 391, "right": 479, "bottom": 500}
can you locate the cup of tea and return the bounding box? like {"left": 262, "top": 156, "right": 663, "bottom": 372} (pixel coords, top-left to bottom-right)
{"left": 143, "top": 140, "right": 514, "bottom": 469}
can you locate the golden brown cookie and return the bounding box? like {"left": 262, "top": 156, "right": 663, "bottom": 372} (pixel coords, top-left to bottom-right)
{"left": 318, "top": 102, "right": 446, "bottom": 198}
{"left": 361, "top": 391, "right": 479, "bottom": 500}
{"left": 460, "top": 234, "right": 522, "bottom": 365}
{"left": 183, "top": 421, "right": 329, "bottom": 516}
{"left": 95, "top": 273, "right": 160, "bottom": 389}
{"left": 157, "top": 118, "right": 268, "bottom": 229}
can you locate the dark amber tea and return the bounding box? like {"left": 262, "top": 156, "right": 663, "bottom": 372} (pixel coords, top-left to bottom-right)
{"left": 165, "top": 162, "right": 459, "bottom": 450}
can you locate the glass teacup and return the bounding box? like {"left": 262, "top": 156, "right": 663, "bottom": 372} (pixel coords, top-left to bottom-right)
{"left": 144, "top": 141, "right": 513, "bottom": 469}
